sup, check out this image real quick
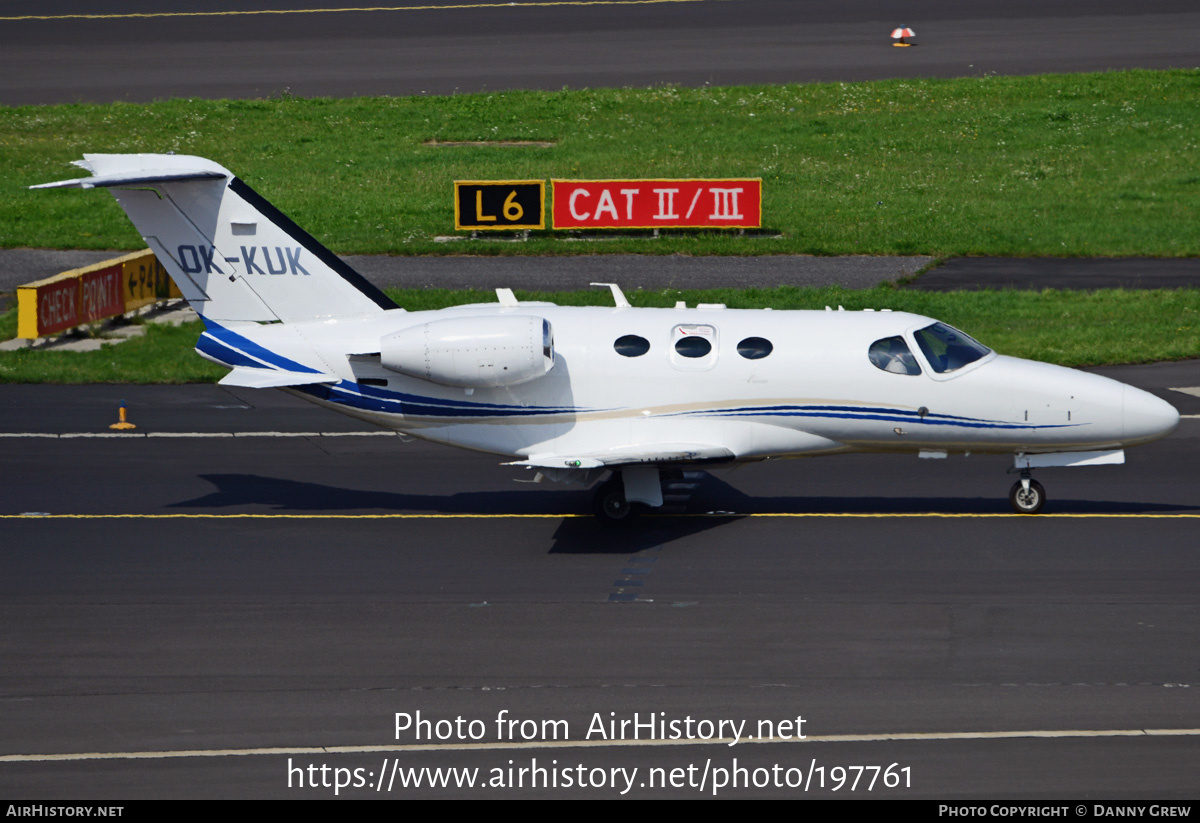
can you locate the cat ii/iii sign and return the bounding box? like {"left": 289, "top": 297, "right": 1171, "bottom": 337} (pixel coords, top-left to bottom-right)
{"left": 551, "top": 179, "right": 761, "bottom": 229}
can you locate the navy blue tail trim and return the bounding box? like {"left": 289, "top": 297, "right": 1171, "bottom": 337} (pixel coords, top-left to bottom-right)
{"left": 228, "top": 176, "right": 398, "bottom": 311}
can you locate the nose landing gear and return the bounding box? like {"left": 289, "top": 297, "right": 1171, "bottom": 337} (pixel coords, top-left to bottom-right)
{"left": 1009, "top": 471, "right": 1046, "bottom": 514}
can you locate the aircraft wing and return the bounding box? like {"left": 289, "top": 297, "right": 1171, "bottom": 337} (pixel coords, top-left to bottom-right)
{"left": 506, "top": 443, "right": 736, "bottom": 470}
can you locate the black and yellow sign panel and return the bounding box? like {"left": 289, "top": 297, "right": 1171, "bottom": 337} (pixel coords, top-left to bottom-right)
{"left": 454, "top": 180, "right": 545, "bottom": 230}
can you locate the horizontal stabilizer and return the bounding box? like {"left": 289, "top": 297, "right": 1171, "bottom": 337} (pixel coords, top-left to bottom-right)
{"left": 218, "top": 367, "right": 337, "bottom": 389}
{"left": 508, "top": 443, "right": 735, "bottom": 470}
{"left": 31, "top": 169, "right": 226, "bottom": 190}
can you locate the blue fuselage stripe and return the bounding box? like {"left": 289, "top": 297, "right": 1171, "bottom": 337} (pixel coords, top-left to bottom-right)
{"left": 196, "top": 333, "right": 270, "bottom": 370}
{"left": 295, "top": 383, "right": 1075, "bottom": 430}
{"left": 200, "top": 321, "right": 321, "bottom": 374}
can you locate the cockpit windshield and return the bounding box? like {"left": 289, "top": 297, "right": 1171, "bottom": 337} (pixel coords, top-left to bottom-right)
{"left": 912, "top": 322, "right": 990, "bottom": 373}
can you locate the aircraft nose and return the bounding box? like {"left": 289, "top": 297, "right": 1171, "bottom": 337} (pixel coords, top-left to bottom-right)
{"left": 1123, "top": 384, "right": 1180, "bottom": 444}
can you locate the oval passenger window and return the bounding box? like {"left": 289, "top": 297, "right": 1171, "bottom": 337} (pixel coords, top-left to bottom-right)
{"left": 674, "top": 336, "right": 712, "bottom": 358}
{"left": 737, "top": 337, "right": 773, "bottom": 359}
{"left": 614, "top": 334, "right": 650, "bottom": 357}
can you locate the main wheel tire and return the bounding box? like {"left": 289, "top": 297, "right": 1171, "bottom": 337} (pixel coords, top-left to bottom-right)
{"left": 592, "top": 480, "right": 639, "bottom": 523}
{"left": 1009, "top": 479, "right": 1046, "bottom": 514}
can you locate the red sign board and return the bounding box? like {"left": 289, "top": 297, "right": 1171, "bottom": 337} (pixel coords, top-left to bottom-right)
{"left": 80, "top": 263, "right": 125, "bottom": 323}
{"left": 35, "top": 277, "right": 81, "bottom": 336}
{"left": 552, "top": 179, "right": 761, "bottom": 230}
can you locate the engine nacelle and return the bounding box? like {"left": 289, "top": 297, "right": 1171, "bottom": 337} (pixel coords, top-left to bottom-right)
{"left": 380, "top": 315, "right": 554, "bottom": 388}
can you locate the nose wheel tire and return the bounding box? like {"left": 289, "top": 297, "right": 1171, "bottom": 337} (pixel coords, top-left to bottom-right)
{"left": 1009, "top": 479, "right": 1046, "bottom": 514}
{"left": 593, "top": 480, "right": 640, "bottom": 524}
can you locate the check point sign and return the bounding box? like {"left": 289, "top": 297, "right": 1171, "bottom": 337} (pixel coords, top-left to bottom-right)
{"left": 552, "top": 179, "right": 761, "bottom": 230}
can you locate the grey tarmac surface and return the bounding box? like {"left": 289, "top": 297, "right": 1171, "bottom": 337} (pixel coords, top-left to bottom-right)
{"left": 0, "top": 249, "right": 934, "bottom": 295}
{"left": 1, "top": 365, "right": 1199, "bottom": 797}
{"left": 1, "top": 0, "right": 1198, "bottom": 105}
{"left": 912, "top": 257, "right": 1200, "bottom": 292}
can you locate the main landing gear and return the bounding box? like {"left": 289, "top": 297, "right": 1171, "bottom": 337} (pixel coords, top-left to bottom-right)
{"left": 591, "top": 467, "right": 672, "bottom": 523}
{"left": 1008, "top": 470, "right": 1046, "bottom": 514}
{"left": 592, "top": 475, "right": 640, "bottom": 523}
{"left": 591, "top": 469, "right": 703, "bottom": 523}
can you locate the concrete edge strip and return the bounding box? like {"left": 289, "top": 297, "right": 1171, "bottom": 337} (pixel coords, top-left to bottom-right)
{"left": 4, "top": 727, "right": 1200, "bottom": 763}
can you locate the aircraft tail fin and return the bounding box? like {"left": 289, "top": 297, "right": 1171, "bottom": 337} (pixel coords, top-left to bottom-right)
{"left": 34, "top": 154, "right": 397, "bottom": 323}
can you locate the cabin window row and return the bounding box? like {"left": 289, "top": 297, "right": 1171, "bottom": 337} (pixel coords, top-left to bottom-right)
{"left": 614, "top": 333, "right": 773, "bottom": 360}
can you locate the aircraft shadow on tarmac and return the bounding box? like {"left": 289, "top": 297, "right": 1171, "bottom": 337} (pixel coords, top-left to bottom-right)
{"left": 173, "top": 473, "right": 583, "bottom": 515}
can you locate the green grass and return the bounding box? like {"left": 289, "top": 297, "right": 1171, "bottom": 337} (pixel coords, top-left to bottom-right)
{"left": 3, "top": 69, "right": 1199, "bottom": 256}
{"left": 2, "top": 286, "right": 1197, "bottom": 383}
{"left": 0, "top": 319, "right": 226, "bottom": 383}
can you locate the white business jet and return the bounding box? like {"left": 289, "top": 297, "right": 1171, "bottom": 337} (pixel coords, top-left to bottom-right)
{"left": 35, "top": 154, "right": 1180, "bottom": 520}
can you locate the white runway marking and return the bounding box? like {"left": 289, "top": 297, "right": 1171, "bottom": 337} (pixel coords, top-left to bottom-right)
{"left": 4, "top": 727, "right": 1200, "bottom": 763}
{"left": 0, "top": 0, "right": 712, "bottom": 22}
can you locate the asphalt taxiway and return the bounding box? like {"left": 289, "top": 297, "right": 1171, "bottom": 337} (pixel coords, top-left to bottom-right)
{"left": 2, "top": 0, "right": 1198, "bottom": 105}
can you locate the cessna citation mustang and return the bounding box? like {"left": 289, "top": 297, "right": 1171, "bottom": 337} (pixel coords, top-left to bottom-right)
{"left": 36, "top": 154, "right": 1180, "bottom": 521}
